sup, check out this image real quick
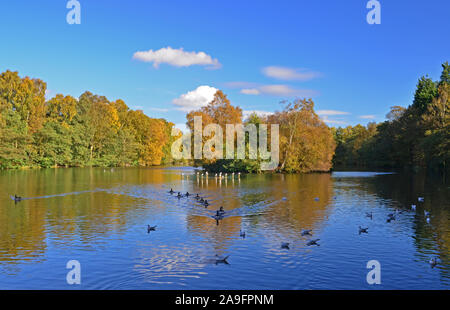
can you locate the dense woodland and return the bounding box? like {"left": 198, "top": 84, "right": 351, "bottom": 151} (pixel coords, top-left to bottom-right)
{"left": 0, "top": 70, "right": 176, "bottom": 169}
{"left": 333, "top": 62, "right": 449, "bottom": 174}
{"left": 0, "top": 62, "right": 448, "bottom": 174}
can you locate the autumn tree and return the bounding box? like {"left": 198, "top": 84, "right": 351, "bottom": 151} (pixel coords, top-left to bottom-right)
{"left": 269, "top": 99, "right": 335, "bottom": 173}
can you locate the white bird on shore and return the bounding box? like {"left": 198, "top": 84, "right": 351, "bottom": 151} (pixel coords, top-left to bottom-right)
{"left": 411, "top": 204, "right": 416, "bottom": 211}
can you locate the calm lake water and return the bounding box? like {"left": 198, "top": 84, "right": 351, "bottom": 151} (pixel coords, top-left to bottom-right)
{"left": 0, "top": 167, "right": 448, "bottom": 289}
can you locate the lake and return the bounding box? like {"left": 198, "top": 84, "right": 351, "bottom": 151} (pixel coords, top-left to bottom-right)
{"left": 0, "top": 167, "right": 448, "bottom": 289}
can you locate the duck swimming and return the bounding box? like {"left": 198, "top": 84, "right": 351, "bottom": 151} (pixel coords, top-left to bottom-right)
{"left": 199, "top": 198, "right": 204, "bottom": 203}
{"left": 366, "top": 212, "right": 373, "bottom": 219}
{"left": 387, "top": 213, "right": 396, "bottom": 222}
{"left": 169, "top": 188, "right": 174, "bottom": 194}
{"left": 215, "top": 255, "right": 230, "bottom": 265}
{"left": 429, "top": 257, "right": 438, "bottom": 268}
{"left": 177, "top": 192, "right": 182, "bottom": 198}
{"left": 281, "top": 242, "right": 290, "bottom": 249}
{"left": 240, "top": 230, "right": 246, "bottom": 238}
{"left": 359, "top": 226, "right": 369, "bottom": 234}
{"left": 213, "top": 211, "right": 224, "bottom": 220}
{"left": 307, "top": 239, "right": 320, "bottom": 246}
{"left": 13, "top": 195, "right": 22, "bottom": 202}
{"left": 195, "top": 193, "right": 200, "bottom": 199}
{"left": 147, "top": 225, "right": 157, "bottom": 233}
{"left": 185, "top": 192, "right": 190, "bottom": 197}
{"left": 218, "top": 206, "right": 225, "bottom": 214}
{"left": 301, "top": 230, "right": 312, "bottom": 236}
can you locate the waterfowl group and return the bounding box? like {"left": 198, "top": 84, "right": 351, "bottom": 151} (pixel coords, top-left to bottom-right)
{"left": 355, "top": 196, "right": 436, "bottom": 269}
{"left": 209, "top": 171, "right": 241, "bottom": 181}
{"left": 164, "top": 180, "right": 435, "bottom": 269}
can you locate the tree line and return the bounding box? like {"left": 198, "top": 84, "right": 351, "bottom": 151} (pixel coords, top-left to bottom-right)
{"left": 332, "top": 62, "right": 449, "bottom": 174}
{"left": 1, "top": 62, "right": 448, "bottom": 174}
{"left": 185, "top": 90, "right": 336, "bottom": 173}
{"left": 0, "top": 70, "right": 176, "bottom": 169}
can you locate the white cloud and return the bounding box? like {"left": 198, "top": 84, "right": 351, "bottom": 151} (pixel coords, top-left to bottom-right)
{"left": 262, "top": 66, "right": 321, "bottom": 81}
{"left": 172, "top": 85, "right": 218, "bottom": 112}
{"left": 359, "top": 114, "right": 376, "bottom": 119}
{"left": 321, "top": 116, "right": 347, "bottom": 125}
{"left": 243, "top": 110, "right": 274, "bottom": 119}
{"left": 316, "top": 110, "right": 350, "bottom": 116}
{"left": 241, "top": 88, "right": 260, "bottom": 95}
{"left": 133, "top": 47, "right": 221, "bottom": 69}
{"left": 241, "top": 84, "right": 318, "bottom": 97}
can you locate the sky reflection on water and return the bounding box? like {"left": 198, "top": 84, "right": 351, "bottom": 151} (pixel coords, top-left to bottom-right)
{"left": 0, "top": 167, "right": 448, "bottom": 289}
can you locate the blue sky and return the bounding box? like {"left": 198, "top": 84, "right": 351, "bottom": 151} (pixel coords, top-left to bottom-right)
{"left": 0, "top": 0, "right": 448, "bottom": 129}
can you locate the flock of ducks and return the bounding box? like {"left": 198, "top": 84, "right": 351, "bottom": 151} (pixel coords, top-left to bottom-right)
{"left": 279, "top": 195, "right": 439, "bottom": 268}
{"left": 359, "top": 196, "right": 439, "bottom": 268}
{"left": 148, "top": 185, "right": 231, "bottom": 264}
{"left": 12, "top": 177, "right": 440, "bottom": 269}
{"left": 280, "top": 230, "right": 320, "bottom": 250}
